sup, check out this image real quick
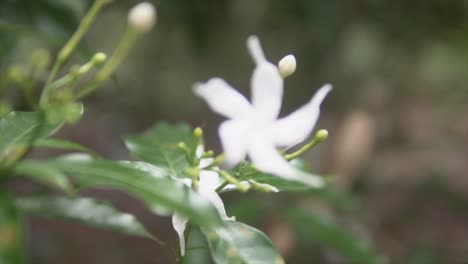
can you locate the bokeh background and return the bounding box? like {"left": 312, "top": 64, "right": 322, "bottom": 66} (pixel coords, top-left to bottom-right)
{"left": 2, "top": 0, "right": 468, "bottom": 263}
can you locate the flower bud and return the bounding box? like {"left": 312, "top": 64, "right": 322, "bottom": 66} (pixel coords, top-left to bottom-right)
{"left": 278, "top": 54, "right": 296, "bottom": 78}
{"left": 128, "top": 2, "right": 156, "bottom": 33}
{"left": 92, "top": 52, "right": 107, "bottom": 64}
{"left": 315, "top": 129, "right": 329, "bottom": 142}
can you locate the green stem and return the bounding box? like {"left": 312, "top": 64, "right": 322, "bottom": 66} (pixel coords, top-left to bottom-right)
{"left": 284, "top": 130, "right": 328, "bottom": 161}
{"left": 218, "top": 170, "right": 249, "bottom": 192}
{"left": 40, "top": 0, "right": 112, "bottom": 104}
{"left": 215, "top": 180, "right": 229, "bottom": 193}
{"left": 48, "top": 55, "right": 105, "bottom": 93}
{"left": 75, "top": 27, "right": 138, "bottom": 99}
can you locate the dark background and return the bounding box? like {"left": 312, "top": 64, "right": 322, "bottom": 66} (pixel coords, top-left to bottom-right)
{"left": 1, "top": 0, "right": 468, "bottom": 263}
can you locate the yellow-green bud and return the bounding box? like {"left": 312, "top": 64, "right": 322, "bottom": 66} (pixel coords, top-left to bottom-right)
{"left": 203, "top": 150, "right": 214, "bottom": 158}
{"left": 193, "top": 127, "right": 203, "bottom": 138}
{"left": 184, "top": 167, "right": 200, "bottom": 178}
{"left": 315, "top": 129, "right": 329, "bottom": 142}
{"left": 92, "top": 52, "right": 107, "bottom": 64}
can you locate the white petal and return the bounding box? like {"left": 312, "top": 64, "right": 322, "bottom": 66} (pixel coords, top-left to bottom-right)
{"left": 247, "top": 137, "right": 324, "bottom": 188}
{"left": 251, "top": 62, "right": 284, "bottom": 120}
{"left": 247, "top": 35, "right": 266, "bottom": 64}
{"left": 172, "top": 213, "right": 189, "bottom": 256}
{"left": 199, "top": 158, "right": 213, "bottom": 168}
{"left": 219, "top": 120, "right": 249, "bottom": 166}
{"left": 198, "top": 181, "right": 234, "bottom": 221}
{"left": 199, "top": 170, "right": 224, "bottom": 192}
{"left": 271, "top": 84, "right": 332, "bottom": 146}
{"left": 193, "top": 78, "right": 254, "bottom": 119}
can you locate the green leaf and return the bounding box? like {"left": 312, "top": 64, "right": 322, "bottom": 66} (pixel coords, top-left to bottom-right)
{"left": 34, "top": 138, "right": 99, "bottom": 156}
{"left": 202, "top": 221, "right": 285, "bottom": 264}
{"left": 15, "top": 196, "right": 160, "bottom": 243}
{"left": 125, "top": 123, "right": 192, "bottom": 178}
{"left": 49, "top": 155, "right": 222, "bottom": 228}
{"left": 0, "top": 111, "right": 61, "bottom": 163}
{"left": 0, "top": 191, "right": 26, "bottom": 264}
{"left": 14, "top": 160, "right": 72, "bottom": 193}
{"left": 288, "top": 209, "right": 384, "bottom": 264}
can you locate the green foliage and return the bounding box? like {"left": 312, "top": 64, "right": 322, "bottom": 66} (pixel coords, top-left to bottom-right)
{"left": 0, "top": 191, "right": 25, "bottom": 264}
{"left": 15, "top": 196, "right": 158, "bottom": 242}
{"left": 125, "top": 123, "right": 192, "bottom": 178}
{"left": 0, "top": 111, "right": 61, "bottom": 167}
{"left": 0, "top": 111, "right": 60, "bottom": 154}
{"left": 48, "top": 155, "right": 223, "bottom": 227}
{"left": 202, "top": 221, "right": 285, "bottom": 264}
{"left": 288, "top": 209, "right": 384, "bottom": 264}
{"left": 34, "top": 138, "right": 99, "bottom": 157}
{"left": 15, "top": 160, "right": 72, "bottom": 193}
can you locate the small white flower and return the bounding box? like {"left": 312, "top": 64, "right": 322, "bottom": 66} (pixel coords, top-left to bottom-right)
{"left": 128, "top": 2, "right": 156, "bottom": 33}
{"left": 194, "top": 35, "right": 332, "bottom": 187}
{"left": 172, "top": 169, "right": 232, "bottom": 256}
{"left": 278, "top": 54, "right": 297, "bottom": 78}
{"left": 171, "top": 147, "right": 232, "bottom": 256}
{"left": 172, "top": 152, "right": 277, "bottom": 256}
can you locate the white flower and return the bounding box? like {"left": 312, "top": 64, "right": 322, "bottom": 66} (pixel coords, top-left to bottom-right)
{"left": 278, "top": 54, "right": 296, "bottom": 78}
{"left": 172, "top": 153, "right": 277, "bottom": 256}
{"left": 193, "top": 35, "right": 332, "bottom": 187}
{"left": 128, "top": 2, "right": 156, "bottom": 33}
{"left": 172, "top": 150, "right": 233, "bottom": 256}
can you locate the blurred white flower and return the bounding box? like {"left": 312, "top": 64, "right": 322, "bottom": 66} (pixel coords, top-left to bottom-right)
{"left": 194, "top": 35, "right": 332, "bottom": 187}
{"left": 128, "top": 2, "right": 156, "bottom": 33}
{"left": 278, "top": 54, "right": 297, "bottom": 78}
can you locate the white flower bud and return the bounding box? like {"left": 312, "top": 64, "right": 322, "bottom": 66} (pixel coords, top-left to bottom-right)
{"left": 128, "top": 2, "right": 156, "bottom": 33}
{"left": 278, "top": 54, "right": 296, "bottom": 78}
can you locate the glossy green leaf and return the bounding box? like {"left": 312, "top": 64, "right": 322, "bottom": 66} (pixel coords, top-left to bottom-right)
{"left": 288, "top": 209, "right": 384, "bottom": 264}
{"left": 49, "top": 155, "right": 222, "bottom": 227}
{"left": 0, "top": 111, "right": 61, "bottom": 163}
{"left": 202, "top": 221, "right": 285, "bottom": 264}
{"left": 0, "top": 191, "right": 25, "bottom": 264}
{"left": 14, "top": 160, "right": 72, "bottom": 193}
{"left": 125, "top": 123, "right": 192, "bottom": 178}
{"left": 34, "top": 138, "right": 99, "bottom": 156}
{"left": 15, "top": 196, "right": 160, "bottom": 242}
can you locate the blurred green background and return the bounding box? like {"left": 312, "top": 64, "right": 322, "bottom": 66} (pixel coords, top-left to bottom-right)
{"left": 2, "top": 0, "right": 468, "bottom": 263}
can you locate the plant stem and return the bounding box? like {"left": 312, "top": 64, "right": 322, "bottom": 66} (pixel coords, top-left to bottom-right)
{"left": 40, "top": 0, "right": 112, "bottom": 104}
{"left": 215, "top": 180, "right": 229, "bottom": 193}
{"left": 284, "top": 131, "right": 327, "bottom": 161}
{"left": 75, "top": 27, "right": 138, "bottom": 99}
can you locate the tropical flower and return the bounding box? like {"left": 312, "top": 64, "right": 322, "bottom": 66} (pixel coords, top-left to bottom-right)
{"left": 193, "top": 35, "right": 332, "bottom": 187}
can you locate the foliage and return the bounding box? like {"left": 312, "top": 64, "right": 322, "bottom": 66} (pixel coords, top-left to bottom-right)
{"left": 0, "top": 0, "right": 383, "bottom": 263}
